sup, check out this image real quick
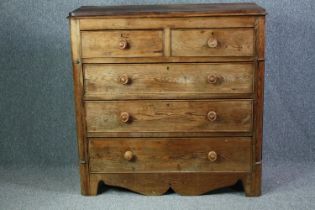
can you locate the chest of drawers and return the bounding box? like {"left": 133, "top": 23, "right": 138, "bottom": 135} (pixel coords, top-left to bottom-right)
{"left": 68, "top": 3, "right": 266, "bottom": 196}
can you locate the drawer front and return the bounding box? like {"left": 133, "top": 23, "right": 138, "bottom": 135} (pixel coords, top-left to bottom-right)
{"left": 85, "top": 100, "right": 253, "bottom": 134}
{"left": 89, "top": 137, "right": 252, "bottom": 173}
{"left": 81, "top": 30, "right": 163, "bottom": 58}
{"left": 171, "top": 28, "right": 254, "bottom": 57}
{"left": 84, "top": 63, "right": 254, "bottom": 100}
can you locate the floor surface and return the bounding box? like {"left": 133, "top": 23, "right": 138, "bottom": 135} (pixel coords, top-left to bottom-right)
{"left": 1, "top": 161, "right": 314, "bottom": 210}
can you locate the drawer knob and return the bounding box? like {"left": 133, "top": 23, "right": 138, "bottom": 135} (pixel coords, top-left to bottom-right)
{"left": 208, "top": 151, "right": 217, "bottom": 162}
{"left": 119, "top": 39, "right": 128, "bottom": 50}
{"left": 124, "top": 151, "right": 134, "bottom": 161}
{"left": 120, "top": 112, "right": 130, "bottom": 123}
{"left": 119, "top": 74, "right": 130, "bottom": 85}
{"left": 207, "top": 37, "right": 218, "bottom": 48}
{"left": 207, "top": 75, "right": 218, "bottom": 84}
{"left": 207, "top": 111, "right": 217, "bottom": 121}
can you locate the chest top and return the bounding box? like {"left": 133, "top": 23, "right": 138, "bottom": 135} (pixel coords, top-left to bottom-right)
{"left": 69, "top": 3, "right": 265, "bottom": 17}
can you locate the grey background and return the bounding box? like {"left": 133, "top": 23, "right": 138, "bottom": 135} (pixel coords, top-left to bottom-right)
{"left": 0, "top": 0, "right": 315, "bottom": 209}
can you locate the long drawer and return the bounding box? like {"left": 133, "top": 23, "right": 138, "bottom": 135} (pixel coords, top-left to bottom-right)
{"left": 84, "top": 63, "right": 254, "bottom": 100}
{"left": 85, "top": 100, "right": 253, "bottom": 134}
{"left": 89, "top": 137, "right": 252, "bottom": 173}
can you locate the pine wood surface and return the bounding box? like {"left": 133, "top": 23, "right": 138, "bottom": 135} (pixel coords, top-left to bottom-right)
{"left": 69, "top": 3, "right": 265, "bottom": 196}
{"left": 88, "top": 137, "right": 252, "bottom": 173}
{"left": 69, "top": 3, "right": 265, "bottom": 18}
{"left": 81, "top": 30, "right": 163, "bottom": 58}
{"left": 85, "top": 100, "right": 253, "bottom": 134}
{"left": 83, "top": 63, "right": 254, "bottom": 100}
{"left": 171, "top": 28, "right": 254, "bottom": 57}
{"left": 79, "top": 16, "right": 256, "bottom": 30}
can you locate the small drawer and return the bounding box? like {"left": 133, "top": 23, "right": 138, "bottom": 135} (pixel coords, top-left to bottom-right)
{"left": 81, "top": 30, "right": 163, "bottom": 58}
{"left": 85, "top": 100, "right": 253, "bottom": 134}
{"left": 89, "top": 137, "right": 252, "bottom": 173}
{"left": 171, "top": 28, "right": 254, "bottom": 57}
{"left": 83, "top": 63, "right": 254, "bottom": 100}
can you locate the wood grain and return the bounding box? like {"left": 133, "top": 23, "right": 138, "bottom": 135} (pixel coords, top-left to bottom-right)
{"left": 79, "top": 16, "right": 256, "bottom": 30}
{"left": 88, "top": 173, "right": 248, "bottom": 196}
{"left": 172, "top": 28, "right": 254, "bottom": 57}
{"left": 87, "top": 131, "right": 252, "bottom": 138}
{"left": 83, "top": 63, "right": 254, "bottom": 100}
{"left": 242, "top": 162, "right": 262, "bottom": 196}
{"left": 242, "top": 16, "right": 265, "bottom": 196}
{"left": 69, "top": 3, "right": 266, "bottom": 18}
{"left": 69, "top": 3, "right": 266, "bottom": 197}
{"left": 88, "top": 137, "right": 251, "bottom": 173}
{"left": 255, "top": 17, "right": 265, "bottom": 163}
{"left": 81, "top": 56, "right": 256, "bottom": 64}
{"left": 69, "top": 18, "right": 89, "bottom": 195}
{"left": 81, "top": 30, "right": 163, "bottom": 58}
{"left": 85, "top": 100, "right": 253, "bottom": 134}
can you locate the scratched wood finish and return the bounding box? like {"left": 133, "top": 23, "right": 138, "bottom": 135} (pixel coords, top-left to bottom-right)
{"left": 79, "top": 16, "right": 256, "bottom": 30}
{"left": 89, "top": 137, "right": 251, "bottom": 173}
{"left": 81, "top": 56, "right": 256, "bottom": 64}
{"left": 255, "top": 17, "right": 265, "bottom": 163}
{"left": 85, "top": 100, "right": 253, "bottom": 134}
{"left": 89, "top": 173, "right": 249, "bottom": 195}
{"left": 172, "top": 28, "right": 254, "bottom": 57}
{"left": 81, "top": 30, "right": 163, "bottom": 58}
{"left": 68, "top": 3, "right": 265, "bottom": 196}
{"left": 69, "top": 18, "right": 90, "bottom": 195}
{"left": 84, "top": 63, "right": 254, "bottom": 100}
{"left": 241, "top": 16, "right": 265, "bottom": 197}
{"left": 87, "top": 131, "right": 252, "bottom": 138}
{"left": 70, "top": 3, "right": 266, "bottom": 17}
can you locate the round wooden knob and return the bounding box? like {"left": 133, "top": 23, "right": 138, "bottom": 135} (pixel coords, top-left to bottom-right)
{"left": 207, "top": 111, "right": 217, "bottom": 122}
{"left": 207, "top": 37, "right": 218, "bottom": 48}
{"left": 120, "top": 112, "right": 130, "bottom": 123}
{"left": 207, "top": 75, "right": 218, "bottom": 84}
{"left": 119, "top": 39, "right": 128, "bottom": 50}
{"left": 119, "top": 74, "right": 129, "bottom": 85}
{"left": 208, "top": 151, "right": 217, "bottom": 162}
{"left": 124, "top": 151, "right": 134, "bottom": 161}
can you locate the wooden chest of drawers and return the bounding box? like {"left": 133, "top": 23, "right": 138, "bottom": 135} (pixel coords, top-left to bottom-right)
{"left": 68, "top": 3, "right": 266, "bottom": 196}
